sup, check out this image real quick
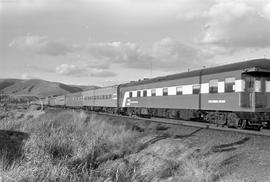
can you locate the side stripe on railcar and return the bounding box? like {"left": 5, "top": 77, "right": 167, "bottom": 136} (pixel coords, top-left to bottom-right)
{"left": 121, "top": 79, "right": 247, "bottom": 107}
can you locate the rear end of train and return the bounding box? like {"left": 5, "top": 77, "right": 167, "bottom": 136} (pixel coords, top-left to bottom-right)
{"left": 240, "top": 67, "right": 270, "bottom": 128}
{"left": 118, "top": 59, "right": 270, "bottom": 131}
{"left": 200, "top": 64, "right": 270, "bottom": 130}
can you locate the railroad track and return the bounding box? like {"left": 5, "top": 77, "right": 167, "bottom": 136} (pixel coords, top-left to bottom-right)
{"left": 45, "top": 107, "right": 270, "bottom": 137}
{"left": 91, "top": 111, "right": 270, "bottom": 137}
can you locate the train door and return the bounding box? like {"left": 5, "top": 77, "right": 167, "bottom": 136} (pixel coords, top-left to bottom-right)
{"left": 240, "top": 74, "right": 254, "bottom": 108}
{"left": 241, "top": 73, "right": 270, "bottom": 109}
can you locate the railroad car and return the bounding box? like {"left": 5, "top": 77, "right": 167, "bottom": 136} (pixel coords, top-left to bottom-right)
{"left": 65, "top": 92, "right": 83, "bottom": 108}
{"left": 119, "top": 59, "right": 270, "bottom": 130}
{"left": 82, "top": 85, "right": 118, "bottom": 113}
{"left": 29, "top": 100, "right": 40, "bottom": 105}
{"left": 54, "top": 95, "right": 66, "bottom": 107}
{"left": 48, "top": 96, "right": 56, "bottom": 107}
{"left": 43, "top": 97, "right": 49, "bottom": 106}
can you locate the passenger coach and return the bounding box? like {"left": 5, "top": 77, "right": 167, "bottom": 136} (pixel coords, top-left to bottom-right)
{"left": 82, "top": 85, "right": 118, "bottom": 113}
{"left": 65, "top": 92, "right": 83, "bottom": 108}
{"left": 119, "top": 59, "right": 270, "bottom": 130}
{"left": 48, "top": 96, "right": 56, "bottom": 107}
{"left": 55, "top": 95, "right": 65, "bottom": 107}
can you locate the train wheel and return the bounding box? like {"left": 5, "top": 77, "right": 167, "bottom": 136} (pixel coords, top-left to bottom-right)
{"left": 205, "top": 112, "right": 216, "bottom": 123}
{"left": 255, "top": 126, "right": 261, "bottom": 131}
{"left": 227, "top": 113, "right": 240, "bottom": 128}
{"left": 216, "top": 112, "right": 227, "bottom": 126}
{"left": 205, "top": 112, "right": 226, "bottom": 126}
{"left": 239, "top": 120, "right": 246, "bottom": 129}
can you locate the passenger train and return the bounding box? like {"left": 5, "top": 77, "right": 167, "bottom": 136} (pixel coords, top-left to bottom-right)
{"left": 41, "top": 59, "right": 270, "bottom": 131}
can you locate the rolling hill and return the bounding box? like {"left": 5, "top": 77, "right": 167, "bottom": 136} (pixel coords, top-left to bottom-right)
{"left": 0, "top": 79, "right": 99, "bottom": 98}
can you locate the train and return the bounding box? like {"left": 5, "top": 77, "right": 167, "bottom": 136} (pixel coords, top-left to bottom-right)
{"left": 39, "top": 59, "right": 270, "bottom": 131}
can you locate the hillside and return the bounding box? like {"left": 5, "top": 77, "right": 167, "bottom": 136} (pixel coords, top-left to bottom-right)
{"left": 0, "top": 79, "right": 99, "bottom": 98}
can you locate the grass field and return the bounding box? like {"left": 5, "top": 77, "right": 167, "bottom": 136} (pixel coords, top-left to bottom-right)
{"left": 1, "top": 108, "right": 270, "bottom": 181}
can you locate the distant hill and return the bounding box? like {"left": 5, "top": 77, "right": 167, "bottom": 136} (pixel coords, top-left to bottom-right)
{"left": 0, "top": 79, "right": 99, "bottom": 98}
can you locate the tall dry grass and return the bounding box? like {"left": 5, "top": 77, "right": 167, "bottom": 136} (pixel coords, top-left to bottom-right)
{"left": 0, "top": 110, "right": 140, "bottom": 181}
{"left": 0, "top": 109, "right": 249, "bottom": 182}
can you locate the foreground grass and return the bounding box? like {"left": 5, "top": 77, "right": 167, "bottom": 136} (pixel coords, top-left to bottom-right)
{"left": 0, "top": 110, "right": 141, "bottom": 181}
{"left": 0, "top": 109, "right": 267, "bottom": 181}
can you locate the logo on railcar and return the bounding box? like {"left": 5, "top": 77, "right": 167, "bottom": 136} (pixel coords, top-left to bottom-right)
{"left": 126, "top": 99, "right": 138, "bottom": 106}
{"left": 208, "top": 100, "right": 226, "bottom": 103}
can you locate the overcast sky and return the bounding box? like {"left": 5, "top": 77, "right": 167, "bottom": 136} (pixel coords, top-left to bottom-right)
{"left": 1, "top": 0, "right": 270, "bottom": 86}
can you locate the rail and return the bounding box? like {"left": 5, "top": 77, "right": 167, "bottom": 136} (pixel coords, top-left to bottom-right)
{"left": 93, "top": 111, "right": 270, "bottom": 137}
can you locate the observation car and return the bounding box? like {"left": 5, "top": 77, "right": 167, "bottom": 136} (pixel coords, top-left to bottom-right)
{"left": 119, "top": 59, "right": 270, "bottom": 130}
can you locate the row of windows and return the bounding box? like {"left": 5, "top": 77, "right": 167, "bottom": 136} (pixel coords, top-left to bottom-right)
{"left": 209, "top": 77, "right": 269, "bottom": 93}
{"left": 72, "top": 97, "right": 83, "bottom": 101}
{"left": 209, "top": 77, "right": 235, "bottom": 93}
{"left": 129, "top": 77, "right": 238, "bottom": 98}
{"left": 128, "top": 77, "right": 270, "bottom": 98}
{"left": 130, "top": 84, "right": 200, "bottom": 98}
{"left": 84, "top": 94, "right": 113, "bottom": 100}
{"left": 244, "top": 76, "right": 269, "bottom": 92}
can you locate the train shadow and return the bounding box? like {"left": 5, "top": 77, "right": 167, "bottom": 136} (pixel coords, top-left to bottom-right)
{"left": 173, "top": 128, "right": 203, "bottom": 139}
{"left": 211, "top": 137, "right": 250, "bottom": 153}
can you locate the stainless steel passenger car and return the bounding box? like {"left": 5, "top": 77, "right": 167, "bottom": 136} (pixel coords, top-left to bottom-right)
{"left": 54, "top": 95, "right": 66, "bottom": 107}
{"left": 42, "top": 97, "right": 49, "bottom": 106}
{"left": 82, "top": 85, "right": 118, "bottom": 113}
{"left": 65, "top": 92, "right": 83, "bottom": 108}
{"left": 48, "top": 96, "right": 56, "bottom": 107}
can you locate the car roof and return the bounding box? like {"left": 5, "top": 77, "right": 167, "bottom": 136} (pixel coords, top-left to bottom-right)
{"left": 121, "top": 58, "right": 270, "bottom": 87}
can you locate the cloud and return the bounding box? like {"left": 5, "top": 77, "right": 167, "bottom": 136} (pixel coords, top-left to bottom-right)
{"left": 9, "top": 35, "right": 212, "bottom": 72}
{"left": 182, "top": 0, "right": 270, "bottom": 49}
{"left": 202, "top": 1, "right": 270, "bottom": 48}
{"left": 85, "top": 37, "right": 213, "bottom": 71}
{"left": 56, "top": 64, "right": 89, "bottom": 77}
{"left": 55, "top": 64, "right": 116, "bottom": 77}
{"left": 90, "top": 70, "right": 117, "bottom": 77}
{"left": 263, "top": 1, "right": 270, "bottom": 18}
{"left": 87, "top": 42, "right": 150, "bottom": 66}
{"left": 9, "top": 35, "right": 72, "bottom": 56}
{"left": 21, "top": 73, "right": 30, "bottom": 79}
{"left": 150, "top": 37, "right": 212, "bottom": 70}
{"left": 28, "top": 65, "right": 54, "bottom": 73}
{"left": 86, "top": 59, "right": 110, "bottom": 69}
{"left": 20, "top": 73, "right": 39, "bottom": 79}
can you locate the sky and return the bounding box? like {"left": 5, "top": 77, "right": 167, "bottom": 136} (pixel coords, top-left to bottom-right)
{"left": 1, "top": 0, "right": 270, "bottom": 86}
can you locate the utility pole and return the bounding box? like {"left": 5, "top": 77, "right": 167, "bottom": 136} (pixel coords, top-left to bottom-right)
{"left": 150, "top": 59, "right": 153, "bottom": 78}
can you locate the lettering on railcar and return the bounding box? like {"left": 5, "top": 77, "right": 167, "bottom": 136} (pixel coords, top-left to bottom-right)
{"left": 126, "top": 99, "right": 139, "bottom": 106}
{"left": 208, "top": 100, "right": 226, "bottom": 103}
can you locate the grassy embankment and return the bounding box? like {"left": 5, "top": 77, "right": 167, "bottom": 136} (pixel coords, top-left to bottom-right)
{"left": 0, "top": 108, "right": 268, "bottom": 181}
